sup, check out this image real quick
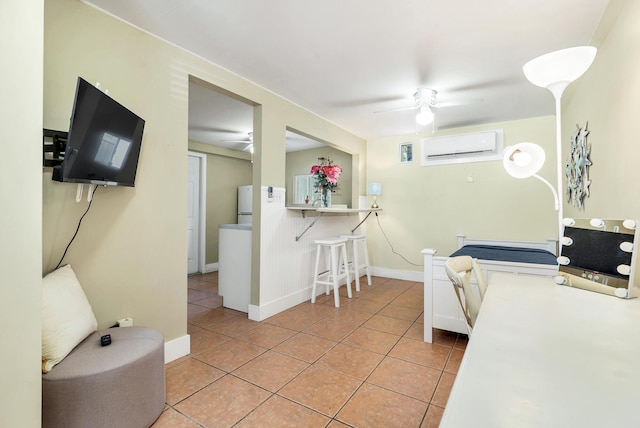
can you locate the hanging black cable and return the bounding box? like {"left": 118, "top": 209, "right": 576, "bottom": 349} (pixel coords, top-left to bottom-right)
{"left": 375, "top": 212, "right": 423, "bottom": 267}
{"left": 54, "top": 186, "right": 100, "bottom": 270}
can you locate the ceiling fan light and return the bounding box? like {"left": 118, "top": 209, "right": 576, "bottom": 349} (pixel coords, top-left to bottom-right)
{"left": 416, "top": 105, "right": 434, "bottom": 126}
{"left": 523, "top": 46, "right": 597, "bottom": 89}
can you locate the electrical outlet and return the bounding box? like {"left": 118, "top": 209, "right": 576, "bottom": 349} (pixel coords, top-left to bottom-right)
{"left": 118, "top": 317, "right": 134, "bottom": 327}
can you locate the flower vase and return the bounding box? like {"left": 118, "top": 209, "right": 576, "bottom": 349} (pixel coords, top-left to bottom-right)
{"left": 321, "top": 187, "right": 332, "bottom": 208}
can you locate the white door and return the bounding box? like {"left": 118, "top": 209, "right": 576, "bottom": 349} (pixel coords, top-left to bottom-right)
{"left": 187, "top": 155, "right": 200, "bottom": 274}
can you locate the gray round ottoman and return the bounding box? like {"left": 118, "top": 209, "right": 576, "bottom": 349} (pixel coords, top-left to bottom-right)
{"left": 42, "top": 326, "right": 165, "bottom": 428}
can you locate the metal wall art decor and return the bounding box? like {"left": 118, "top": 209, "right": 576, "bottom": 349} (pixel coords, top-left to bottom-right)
{"left": 565, "top": 122, "right": 592, "bottom": 209}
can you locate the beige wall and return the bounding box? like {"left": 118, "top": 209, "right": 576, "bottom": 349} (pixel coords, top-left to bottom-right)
{"left": 204, "top": 154, "right": 252, "bottom": 264}
{"left": 206, "top": 155, "right": 252, "bottom": 264}
{"left": 562, "top": 0, "right": 640, "bottom": 222}
{"left": 366, "top": 116, "right": 557, "bottom": 270}
{"left": 4, "top": 0, "right": 635, "bottom": 420}
{"left": 188, "top": 142, "right": 252, "bottom": 265}
{"left": 286, "top": 147, "right": 353, "bottom": 207}
{"left": 1, "top": 1, "right": 43, "bottom": 426}
{"left": 189, "top": 142, "right": 353, "bottom": 265}
{"left": 363, "top": 1, "right": 640, "bottom": 273}
{"left": 42, "top": 0, "right": 366, "bottom": 344}
{"left": 43, "top": 0, "right": 189, "bottom": 340}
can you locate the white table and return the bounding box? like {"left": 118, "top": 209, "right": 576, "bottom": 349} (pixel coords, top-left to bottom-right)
{"left": 441, "top": 273, "right": 640, "bottom": 428}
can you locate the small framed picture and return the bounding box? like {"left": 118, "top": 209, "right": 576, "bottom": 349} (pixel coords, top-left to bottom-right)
{"left": 400, "top": 143, "right": 413, "bottom": 163}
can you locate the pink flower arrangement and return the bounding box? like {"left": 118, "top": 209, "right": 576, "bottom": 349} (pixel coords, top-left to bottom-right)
{"left": 310, "top": 157, "right": 342, "bottom": 190}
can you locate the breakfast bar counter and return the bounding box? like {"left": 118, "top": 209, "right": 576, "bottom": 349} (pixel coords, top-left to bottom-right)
{"left": 286, "top": 207, "right": 383, "bottom": 214}
{"left": 286, "top": 207, "right": 382, "bottom": 240}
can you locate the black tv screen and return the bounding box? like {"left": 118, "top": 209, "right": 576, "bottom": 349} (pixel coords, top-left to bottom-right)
{"left": 53, "top": 77, "right": 145, "bottom": 187}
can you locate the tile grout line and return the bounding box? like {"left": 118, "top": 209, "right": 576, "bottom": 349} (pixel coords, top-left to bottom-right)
{"left": 175, "top": 273, "right": 458, "bottom": 427}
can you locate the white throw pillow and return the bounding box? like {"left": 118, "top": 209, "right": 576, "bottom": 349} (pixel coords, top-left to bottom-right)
{"left": 42, "top": 264, "right": 98, "bottom": 373}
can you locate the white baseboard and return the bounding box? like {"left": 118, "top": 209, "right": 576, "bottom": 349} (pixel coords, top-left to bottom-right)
{"left": 249, "top": 287, "right": 312, "bottom": 321}
{"left": 204, "top": 263, "right": 218, "bottom": 273}
{"left": 164, "top": 334, "right": 190, "bottom": 363}
{"left": 248, "top": 267, "right": 422, "bottom": 322}
{"left": 370, "top": 266, "right": 423, "bottom": 282}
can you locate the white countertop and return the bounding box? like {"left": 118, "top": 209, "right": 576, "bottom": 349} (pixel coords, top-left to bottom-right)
{"left": 286, "top": 207, "right": 382, "bottom": 213}
{"left": 441, "top": 273, "right": 640, "bottom": 428}
{"left": 288, "top": 207, "right": 381, "bottom": 240}
{"left": 219, "top": 223, "right": 251, "bottom": 230}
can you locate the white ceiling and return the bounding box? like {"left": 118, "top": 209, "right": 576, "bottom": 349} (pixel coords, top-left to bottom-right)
{"left": 84, "top": 0, "right": 609, "bottom": 150}
{"left": 187, "top": 81, "right": 326, "bottom": 152}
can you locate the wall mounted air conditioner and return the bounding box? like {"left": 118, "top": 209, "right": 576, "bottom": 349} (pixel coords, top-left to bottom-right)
{"left": 420, "top": 129, "right": 504, "bottom": 166}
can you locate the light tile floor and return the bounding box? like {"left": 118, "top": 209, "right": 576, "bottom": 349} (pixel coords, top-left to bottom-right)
{"left": 151, "top": 272, "right": 467, "bottom": 428}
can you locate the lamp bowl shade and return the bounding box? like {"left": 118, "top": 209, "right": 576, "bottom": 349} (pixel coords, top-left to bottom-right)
{"left": 368, "top": 182, "right": 382, "bottom": 195}
{"left": 503, "top": 142, "right": 546, "bottom": 178}
{"left": 523, "top": 46, "right": 597, "bottom": 88}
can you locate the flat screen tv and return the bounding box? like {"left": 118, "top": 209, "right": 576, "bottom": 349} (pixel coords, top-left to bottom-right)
{"left": 52, "top": 77, "right": 145, "bottom": 187}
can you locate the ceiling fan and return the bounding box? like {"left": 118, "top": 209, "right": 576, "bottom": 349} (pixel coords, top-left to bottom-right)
{"left": 375, "top": 88, "right": 483, "bottom": 127}
{"left": 220, "top": 132, "right": 254, "bottom": 152}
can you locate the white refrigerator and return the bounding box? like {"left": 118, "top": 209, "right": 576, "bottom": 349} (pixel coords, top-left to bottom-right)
{"left": 237, "top": 185, "right": 252, "bottom": 224}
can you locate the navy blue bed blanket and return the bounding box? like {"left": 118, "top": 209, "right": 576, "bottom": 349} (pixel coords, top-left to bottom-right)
{"left": 449, "top": 245, "right": 558, "bottom": 265}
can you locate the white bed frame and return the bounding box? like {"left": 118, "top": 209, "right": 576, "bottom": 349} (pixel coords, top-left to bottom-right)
{"left": 421, "top": 234, "right": 558, "bottom": 342}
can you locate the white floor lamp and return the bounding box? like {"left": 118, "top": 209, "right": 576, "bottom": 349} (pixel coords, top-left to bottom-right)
{"left": 503, "top": 46, "right": 597, "bottom": 252}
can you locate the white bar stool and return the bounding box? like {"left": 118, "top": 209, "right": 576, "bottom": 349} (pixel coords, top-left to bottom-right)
{"left": 311, "top": 237, "right": 351, "bottom": 307}
{"left": 339, "top": 234, "right": 372, "bottom": 292}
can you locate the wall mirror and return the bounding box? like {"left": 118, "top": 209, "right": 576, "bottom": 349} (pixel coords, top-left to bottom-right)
{"left": 285, "top": 129, "right": 353, "bottom": 208}
{"left": 558, "top": 218, "right": 639, "bottom": 299}
{"left": 293, "top": 175, "right": 315, "bottom": 204}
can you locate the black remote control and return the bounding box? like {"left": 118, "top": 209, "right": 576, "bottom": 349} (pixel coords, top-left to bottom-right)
{"left": 100, "top": 334, "right": 112, "bottom": 346}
